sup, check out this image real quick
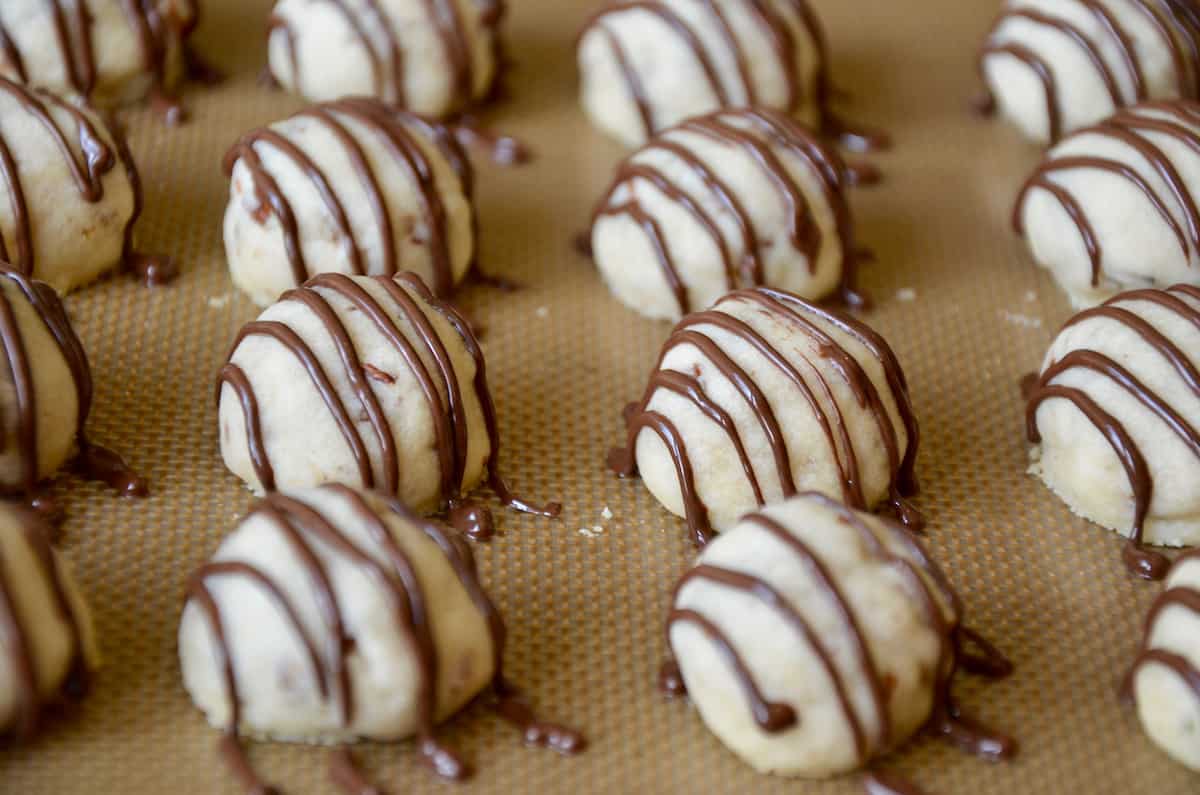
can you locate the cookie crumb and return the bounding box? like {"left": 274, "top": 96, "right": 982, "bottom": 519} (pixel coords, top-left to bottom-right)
{"left": 536, "top": 306, "right": 549, "bottom": 318}
{"left": 895, "top": 287, "right": 916, "bottom": 302}
{"left": 999, "top": 309, "right": 1042, "bottom": 329}
{"left": 207, "top": 293, "right": 232, "bottom": 309}
{"left": 601, "top": 506, "right": 613, "bottom": 520}
{"left": 579, "top": 525, "right": 606, "bottom": 539}
{"left": 1024, "top": 290, "right": 1037, "bottom": 303}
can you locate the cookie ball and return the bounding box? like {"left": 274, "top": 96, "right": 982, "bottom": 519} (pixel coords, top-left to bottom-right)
{"left": 978, "top": 0, "right": 1200, "bottom": 144}
{"left": 0, "top": 266, "right": 143, "bottom": 504}
{"left": 221, "top": 272, "right": 551, "bottom": 522}
{"left": 578, "top": 0, "right": 833, "bottom": 148}
{"left": 665, "top": 493, "right": 1006, "bottom": 777}
{"left": 224, "top": 99, "right": 474, "bottom": 308}
{"left": 609, "top": 287, "right": 919, "bottom": 546}
{"left": 1026, "top": 284, "right": 1200, "bottom": 579}
{"left": 0, "top": 504, "right": 97, "bottom": 739}
{"left": 0, "top": 0, "right": 198, "bottom": 109}
{"left": 1126, "top": 548, "right": 1200, "bottom": 771}
{"left": 179, "top": 485, "right": 498, "bottom": 744}
{"left": 267, "top": 0, "right": 504, "bottom": 117}
{"left": 1015, "top": 101, "right": 1200, "bottom": 308}
{"left": 590, "top": 108, "right": 862, "bottom": 321}
{"left": 0, "top": 78, "right": 148, "bottom": 293}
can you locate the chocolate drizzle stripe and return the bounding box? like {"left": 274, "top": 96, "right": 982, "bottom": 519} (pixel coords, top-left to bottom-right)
{"left": 281, "top": 287, "right": 398, "bottom": 492}
{"left": 216, "top": 364, "right": 276, "bottom": 491}
{"left": 1004, "top": 10, "right": 1125, "bottom": 108}
{"left": 705, "top": 2, "right": 754, "bottom": 104}
{"left": 598, "top": 199, "right": 687, "bottom": 313}
{"left": 667, "top": 607, "right": 796, "bottom": 732}
{"left": 596, "top": 25, "right": 653, "bottom": 137}
{"left": 0, "top": 542, "right": 37, "bottom": 738}
{"left": 979, "top": 42, "right": 1061, "bottom": 142}
{"left": 1127, "top": 648, "right": 1200, "bottom": 704}
{"left": 1014, "top": 175, "right": 1102, "bottom": 284}
{"left": 0, "top": 284, "right": 38, "bottom": 489}
{"left": 233, "top": 320, "right": 375, "bottom": 488}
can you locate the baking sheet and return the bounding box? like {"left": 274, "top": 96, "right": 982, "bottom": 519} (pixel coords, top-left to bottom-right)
{"left": 2, "top": 0, "right": 1193, "bottom": 792}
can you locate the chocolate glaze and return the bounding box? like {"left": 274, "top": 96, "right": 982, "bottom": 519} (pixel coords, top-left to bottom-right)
{"left": 0, "top": 508, "right": 89, "bottom": 740}
{"left": 224, "top": 99, "right": 473, "bottom": 298}
{"left": 186, "top": 486, "right": 581, "bottom": 793}
{"left": 268, "top": 0, "right": 505, "bottom": 113}
{"left": 0, "top": 79, "right": 169, "bottom": 286}
{"left": 593, "top": 108, "right": 867, "bottom": 314}
{"left": 662, "top": 494, "right": 1014, "bottom": 772}
{"left": 0, "top": 1, "right": 207, "bottom": 122}
{"left": 610, "top": 287, "right": 920, "bottom": 546}
{"left": 580, "top": 0, "right": 888, "bottom": 151}
{"left": 0, "top": 266, "right": 144, "bottom": 503}
{"left": 978, "top": 2, "right": 1200, "bottom": 143}
{"left": 1025, "top": 285, "right": 1200, "bottom": 580}
{"left": 1014, "top": 102, "right": 1200, "bottom": 286}
{"left": 217, "top": 271, "right": 558, "bottom": 527}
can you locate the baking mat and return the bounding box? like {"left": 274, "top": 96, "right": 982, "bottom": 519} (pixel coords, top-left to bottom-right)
{"left": 1, "top": 0, "right": 1192, "bottom": 792}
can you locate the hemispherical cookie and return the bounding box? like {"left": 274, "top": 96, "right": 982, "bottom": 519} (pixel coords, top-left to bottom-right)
{"left": 577, "top": 0, "right": 872, "bottom": 149}
{"left": 218, "top": 272, "right": 556, "bottom": 526}
{"left": 1025, "top": 284, "right": 1200, "bottom": 579}
{"left": 178, "top": 484, "right": 582, "bottom": 789}
{"left": 663, "top": 493, "right": 1013, "bottom": 779}
{"left": 224, "top": 98, "right": 474, "bottom": 307}
{"left": 590, "top": 108, "right": 864, "bottom": 321}
{"left": 0, "top": 78, "right": 166, "bottom": 292}
{"left": 266, "top": 0, "right": 504, "bottom": 117}
{"left": 0, "top": 0, "right": 202, "bottom": 114}
{"left": 1125, "top": 548, "right": 1200, "bottom": 771}
{"left": 1014, "top": 101, "right": 1200, "bottom": 308}
{"left": 0, "top": 504, "right": 97, "bottom": 740}
{"left": 0, "top": 266, "right": 143, "bottom": 503}
{"left": 977, "top": 0, "right": 1200, "bottom": 144}
{"left": 609, "top": 287, "right": 919, "bottom": 546}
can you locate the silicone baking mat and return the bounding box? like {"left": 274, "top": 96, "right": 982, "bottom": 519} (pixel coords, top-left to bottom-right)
{"left": 2, "top": 0, "right": 1191, "bottom": 792}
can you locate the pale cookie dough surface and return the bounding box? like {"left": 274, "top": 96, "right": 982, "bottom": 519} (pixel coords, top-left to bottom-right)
{"left": 979, "top": 0, "right": 1200, "bottom": 144}
{"left": 218, "top": 273, "right": 490, "bottom": 512}
{"left": 0, "top": 271, "right": 85, "bottom": 491}
{"left": 620, "top": 287, "right": 916, "bottom": 540}
{"left": 0, "top": 79, "right": 135, "bottom": 294}
{"left": 1129, "top": 549, "right": 1200, "bottom": 771}
{"left": 224, "top": 100, "right": 474, "bottom": 307}
{"left": 668, "top": 493, "right": 956, "bottom": 778}
{"left": 1027, "top": 285, "right": 1200, "bottom": 547}
{"left": 592, "top": 109, "right": 851, "bottom": 321}
{"left": 267, "top": 0, "right": 500, "bottom": 118}
{"left": 1016, "top": 102, "right": 1200, "bottom": 308}
{"left": 0, "top": 0, "right": 195, "bottom": 106}
{"left": 178, "top": 485, "right": 496, "bottom": 743}
{"left": 577, "top": 0, "right": 823, "bottom": 147}
{"left": 0, "top": 505, "right": 98, "bottom": 733}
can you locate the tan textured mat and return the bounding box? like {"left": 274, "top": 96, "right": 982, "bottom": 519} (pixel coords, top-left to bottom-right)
{"left": 2, "top": 0, "right": 1193, "bottom": 792}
